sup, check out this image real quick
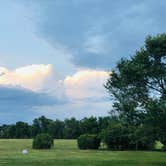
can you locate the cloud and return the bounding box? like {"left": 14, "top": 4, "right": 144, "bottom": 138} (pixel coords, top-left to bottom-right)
{"left": 0, "top": 86, "right": 66, "bottom": 124}
{"left": 0, "top": 85, "right": 60, "bottom": 106}
{"left": 0, "top": 64, "right": 109, "bottom": 103}
{"left": 0, "top": 64, "right": 52, "bottom": 91}
{"left": 84, "top": 35, "right": 109, "bottom": 54}
{"left": 0, "top": 85, "right": 66, "bottom": 124}
{"left": 0, "top": 64, "right": 66, "bottom": 98}
{"left": 0, "top": 64, "right": 67, "bottom": 123}
{"left": 19, "top": 0, "right": 166, "bottom": 69}
{"left": 64, "top": 70, "right": 109, "bottom": 101}
{"left": 0, "top": 64, "right": 110, "bottom": 123}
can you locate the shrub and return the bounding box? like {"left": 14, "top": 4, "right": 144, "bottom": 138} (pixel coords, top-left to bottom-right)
{"left": 32, "top": 133, "right": 54, "bottom": 149}
{"left": 100, "top": 124, "right": 155, "bottom": 150}
{"left": 131, "top": 125, "right": 155, "bottom": 150}
{"left": 77, "top": 134, "right": 101, "bottom": 149}
{"left": 100, "top": 124, "right": 129, "bottom": 150}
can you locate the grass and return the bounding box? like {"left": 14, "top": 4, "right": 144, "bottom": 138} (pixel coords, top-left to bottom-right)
{"left": 0, "top": 139, "right": 166, "bottom": 166}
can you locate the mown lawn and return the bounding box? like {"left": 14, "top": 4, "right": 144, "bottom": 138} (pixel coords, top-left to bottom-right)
{"left": 0, "top": 139, "right": 165, "bottom": 166}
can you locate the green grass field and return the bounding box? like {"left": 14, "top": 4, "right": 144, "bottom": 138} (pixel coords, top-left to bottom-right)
{"left": 0, "top": 139, "right": 166, "bottom": 166}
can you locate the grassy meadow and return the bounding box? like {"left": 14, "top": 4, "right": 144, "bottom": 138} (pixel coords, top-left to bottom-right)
{"left": 0, "top": 139, "right": 166, "bottom": 166}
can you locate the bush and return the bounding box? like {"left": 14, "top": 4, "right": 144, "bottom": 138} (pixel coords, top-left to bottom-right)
{"left": 100, "top": 124, "right": 129, "bottom": 150}
{"left": 131, "top": 125, "right": 155, "bottom": 150}
{"left": 32, "top": 133, "right": 54, "bottom": 149}
{"left": 77, "top": 134, "right": 101, "bottom": 149}
{"left": 100, "top": 124, "right": 155, "bottom": 150}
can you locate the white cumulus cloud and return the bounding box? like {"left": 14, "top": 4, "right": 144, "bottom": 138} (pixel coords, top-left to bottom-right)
{"left": 0, "top": 64, "right": 55, "bottom": 91}
{"left": 64, "top": 70, "right": 109, "bottom": 101}
{"left": 0, "top": 65, "right": 110, "bottom": 102}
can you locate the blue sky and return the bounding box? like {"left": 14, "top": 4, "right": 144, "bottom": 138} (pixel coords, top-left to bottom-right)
{"left": 0, "top": 0, "right": 166, "bottom": 124}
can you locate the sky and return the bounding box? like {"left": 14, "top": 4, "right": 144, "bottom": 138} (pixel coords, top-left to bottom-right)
{"left": 0, "top": 0, "right": 166, "bottom": 124}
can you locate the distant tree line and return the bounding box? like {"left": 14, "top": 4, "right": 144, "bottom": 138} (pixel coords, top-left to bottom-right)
{"left": 0, "top": 116, "right": 115, "bottom": 139}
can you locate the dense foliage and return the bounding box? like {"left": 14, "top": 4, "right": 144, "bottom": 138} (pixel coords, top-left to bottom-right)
{"left": 100, "top": 124, "right": 155, "bottom": 150}
{"left": 77, "top": 134, "right": 101, "bottom": 149}
{"left": 32, "top": 133, "right": 54, "bottom": 149}
{"left": 0, "top": 116, "right": 113, "bottom": 139}
{"left": 105, "top": 34, "right": 166, "bottom": 150}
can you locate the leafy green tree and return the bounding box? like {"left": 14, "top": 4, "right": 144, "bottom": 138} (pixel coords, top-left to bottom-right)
{"left": 32, "top": 116, "right": 53, "bottom": 136}
{"left": 80, "top": 117, "right": 99, "bottom": 134}
{"left": 63, "top": 118, "right": 80, "bottom": 139}
{"left": 105, "top": 34, "right": 166, "bottom": 146}
{"left": 98, "top": 117, "right": 111, "bottom": 132}
{"left": 146, "top": 99, "right": 166, "bottom": 146}
{"left": 48, "top": 120, "right": 64, "bottom": 139}
{"left": 8, "top": 125, "right": 16, "bottom": 138}
{"left": 15, "top": 121, "right": 30, "bottom": 138}
{"left": 0, "top": 125, "right": 10, "bottom": 138}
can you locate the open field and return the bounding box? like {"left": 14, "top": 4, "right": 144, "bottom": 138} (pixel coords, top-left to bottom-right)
{"left": 0, "top": 139, "right": 166, "bottom": 166}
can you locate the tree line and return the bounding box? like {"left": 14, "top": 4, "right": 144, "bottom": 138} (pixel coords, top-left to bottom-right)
{"left": 0, "top": 116, "right": 115, "bottom": 139}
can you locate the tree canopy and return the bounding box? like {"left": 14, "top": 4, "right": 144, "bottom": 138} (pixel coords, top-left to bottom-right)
{"left": 105, "top": 34, "right": 166, "bottom": 146}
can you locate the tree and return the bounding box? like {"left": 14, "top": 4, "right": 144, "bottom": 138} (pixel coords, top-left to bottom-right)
{"left": 32, "top": 116, "right": 53, "bottom": 136}
{"left": 15, "top": 121, "right": 30, "bottom": 138}
{"left": 0, "top": 125, "right": 10, "bottom": 138}
{"left": 80, "top": 117, "right": 99, "bottom": 135}
{"left": 105, "top": 34, "right": 166, "bottom": 146}
{"left": 8, "top": 125, "right": 16, "bottom": 138}
{"left": 63, "top": 118, "right": 80, "bottom": 139}
{"left": 98, "top": 116, "right": 119, "bottom": 132}
{"left": 146, "top": 99, "right": 166, "bottom": 146}
{"left": 48, "top": 120, "right": 64, "bottom": 139}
